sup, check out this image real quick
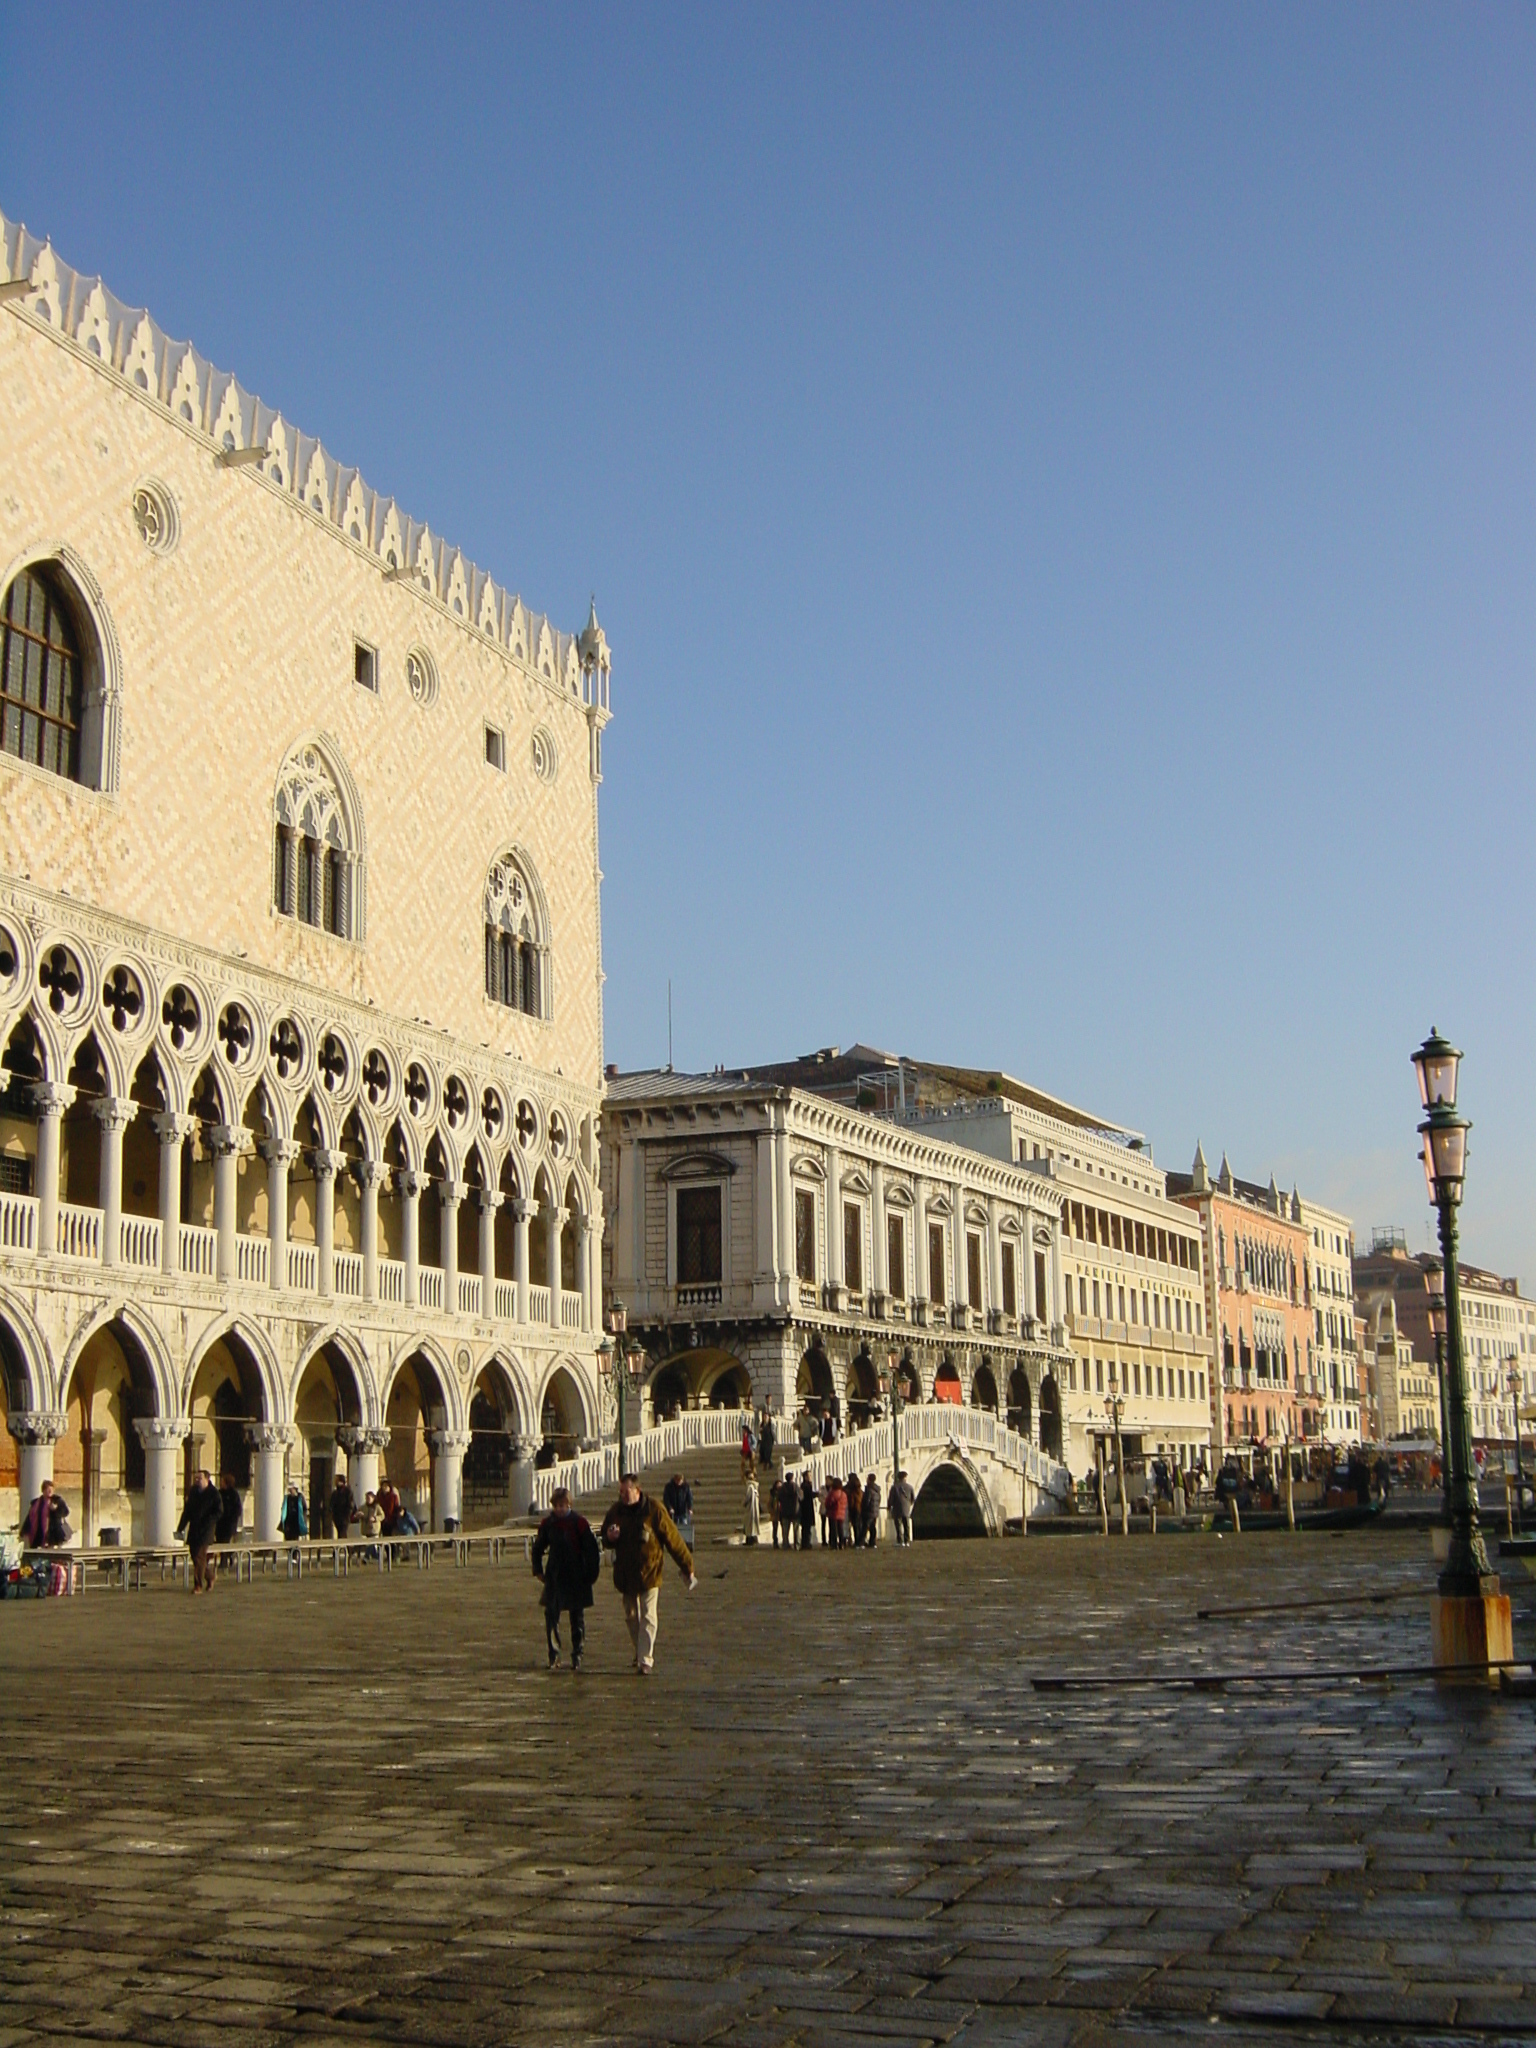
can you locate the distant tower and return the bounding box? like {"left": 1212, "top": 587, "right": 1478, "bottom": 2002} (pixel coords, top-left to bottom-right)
{"left": 578, "top": 597, "right": 610, "bottom": 714}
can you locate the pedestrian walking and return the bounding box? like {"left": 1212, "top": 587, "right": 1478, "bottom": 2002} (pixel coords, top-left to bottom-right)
{"left": 860, "top": 1471, "right": 880, "bottom": 1547}
{"left": 662, "top": 1472, "right": 694, "bottom": 1550}
{"left": 740, "top": 1419, "right": 755, "bottom": 1480}
{"left": 215, "top": 1472, "right": 243, "bottom": 1548}
{"left": 531, "top": 1485, "right": 601, "bottom": 1671}
{"left": 175, "top": 1470, "right": 222, "bottom": 1592}
{"left": 279, "top": 1485, "right": 308, "bottom": 1544}
{"left": 759, "top": 1413, "right": 776, "bottom": 1469}
{"left": 798, "top": 1472, "right": 817, "bottom": 1549}
{"left": 743, "top": 1473, "right": 761, "bottom": 1544}
{"left": 845, "top": 1472, "right": 863, "bottom": 1539}
{"left": 769, "top": 1475, "right": 784, "bottom": 1549}
{"left": 778, "top": 1470, "right": 800, "bottom": 1549}
{"left": 887, "top": 1470, "right": 914, "bottom": 1547}
{"left": 329, "top": 1473, "right": 356, "bottom": 1542}
{"left": 19, "top": 1478, "right": 70, "bottom": 1549}
{"left": 601, "top": 1473, "right": 696, "bottom": 1675}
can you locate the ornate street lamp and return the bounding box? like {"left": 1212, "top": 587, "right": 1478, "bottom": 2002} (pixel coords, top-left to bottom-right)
{"left": 1425, "top": 1257, "right": 1449, "bottom": 1519}
{"left": 601, "top": 1304, "right": 645, "bottom": 1480}
{"left": 1411, "top": 1028, "right": 1510, "bottom": 1676}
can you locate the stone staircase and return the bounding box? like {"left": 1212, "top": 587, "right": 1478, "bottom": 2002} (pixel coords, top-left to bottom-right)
{"left": 570, "top": 1445, "right": 783, "bottom": 1547}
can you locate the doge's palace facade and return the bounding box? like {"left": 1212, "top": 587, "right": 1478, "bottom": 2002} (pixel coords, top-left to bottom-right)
{"left": 0, "top": 215, "right": 612, "bottom": 1543}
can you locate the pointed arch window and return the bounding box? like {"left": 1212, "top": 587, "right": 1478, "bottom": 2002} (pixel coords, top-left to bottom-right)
{"left": 273, "top": 742, "right": 362, "bottom": 939}
{"left": 1, "top": 565, "right": 85, "bottom": 781}
{"left": 484, "top": 853, "right": 548, "bottom": 1019}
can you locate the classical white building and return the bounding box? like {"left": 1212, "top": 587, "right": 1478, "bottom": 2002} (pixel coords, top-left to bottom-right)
{"left": 1297, "top": 1196, "right": 1361, "bottom": 1443}
{"left": 0, "top": 216, "right": 612, "bottom": 1543}
{"left": 600, "top": 1066, "right": 1076, "bottom": 1473}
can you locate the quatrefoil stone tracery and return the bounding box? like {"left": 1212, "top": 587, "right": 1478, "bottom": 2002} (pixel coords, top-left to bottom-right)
{"left": 102, "top": 965, "right": 143, "bottom": 1033}
{"left": 162, "top": 985, "right": 199, "bottom": 1050}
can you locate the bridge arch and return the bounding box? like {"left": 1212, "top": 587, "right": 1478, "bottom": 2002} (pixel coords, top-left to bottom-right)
{"left": 911, "top": 1455, "right": 994, "bottom": 1539}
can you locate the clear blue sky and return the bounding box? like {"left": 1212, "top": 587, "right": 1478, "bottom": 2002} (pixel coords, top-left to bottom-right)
{"left": 4, "top": 5, "right": 1533, "bottom": 1279}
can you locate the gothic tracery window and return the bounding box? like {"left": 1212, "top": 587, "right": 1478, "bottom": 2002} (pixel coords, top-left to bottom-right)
{"left": 272, "top": 743, "right": 360, "bottom": 938}
{"left": 484, "top": 853, "right": 548, "bottom": 1018}
{"left": 1, "top": 566, "right": 85, "bottom": 781}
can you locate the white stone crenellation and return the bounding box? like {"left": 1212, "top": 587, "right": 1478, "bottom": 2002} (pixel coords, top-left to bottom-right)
{"left": 0, "top": 214, "right": 608, "bottom": 714}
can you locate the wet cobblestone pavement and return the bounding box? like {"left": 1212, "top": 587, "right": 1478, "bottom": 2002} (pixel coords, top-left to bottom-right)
{"left": 2, "top": 1528, "right": 1534, "bottom": 2047}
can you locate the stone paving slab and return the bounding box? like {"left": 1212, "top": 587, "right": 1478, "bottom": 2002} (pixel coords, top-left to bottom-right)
{"left": 2, "top": 1529, "right": 1535, "bottom": 2045}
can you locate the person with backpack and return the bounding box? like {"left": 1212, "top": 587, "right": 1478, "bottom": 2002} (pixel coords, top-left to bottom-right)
{"left": 532, "top": 1485, "right": 601, "bottom": 1671}
{"left": 175, "top": 1470, "right": 222, "bottom": 1593}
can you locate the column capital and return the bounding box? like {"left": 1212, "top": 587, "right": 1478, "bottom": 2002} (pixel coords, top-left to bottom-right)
{"left": 7, "top": 1408, "right": 68, "bottom": 1445}
{"left": 477, "top": 1187, "right": 505, "bottom": 1215}
{"left": 152, "top": 1110, "right": 197, "bottom": 1145}
{"left": 352, "top": 1156, "right": 385, "bottom": 1191}
{"left": 208, "top": 1123, "right": 248, "bottom": 1159}
{"left": 552, "top": 1205, "right": 570, "bottom": 1229}
{"left": 259, "top": 1136, "right": 300, "bottom": 1168}
{"left": 311, "top": 1147, "right": 345, "bottom": 1181}
{"left": 397, "top": 1167, "right": 425, "bottom": 1199}
{"left": 92, "top": 1096, "right": 138, "bottom": 1134}
{"left": 31, "top": 1082, "right": 75, "bottom": 1116}
{"left": 134, "top": 1416, "right": 191, "bottom": 1450}
{"left": 244, "top": 1422, "right": 297, "bottom": 1453}
{"left": 428, "top": 1428, "right": 472, "bottom": 1456}
{"left": 511, "top": 1196, "right": 536, "bottom": 1222}
{"left": 337, "top": 1424, "right": 391, "bottom": 1454}
{"left": 439, "top": 1178, "right": 467, "bottom": 1206}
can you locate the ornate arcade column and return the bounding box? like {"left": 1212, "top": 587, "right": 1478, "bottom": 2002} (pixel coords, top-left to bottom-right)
{"left": 313, "top": 1148, "right": 342, "bottom": 1298}
{"left": 547, "top": 1205, "right": 569, "bottom": 1317}
{"left": 507, "top": 1432, "right": 538, "bottom": 1517}
{"left": 428, "top": 1428, "right": 471, "bottom": 1531}
{"left": 356, "top": 1158, "right": 383, "bottom": 1303}
{"left": 8, "top": 1409, "right": 67, "bottom": 1518}
{"left": 336, "top": 1424, "right": 390, "bottom": 1502}
{"left": 31, "top": 1083, "right": 75, "bottom": 1256}
{"left": 94, "top": 1097, "right": 136, "bottom": 1268}
{"left": 512, "top": 1197, "right": 533, "bottom": 1326}
{"left": 440, "top": 1180, "right": 465, "bottom": 1307}
{"left": 478, "top": 1190, "right": 503, "bottom": 1315}
{"left": 246, "top": 1422, "right": 296, "bottom": 1542}
{"left": 260, "top": 1137, "right": 298, "bottom": 1292}
{"left": 153, "top": 1111, "right": 194, "bottom": 1276}
{"left": 134, "top": 1416, "right": 191, "bottom": 1545}
{"left": 398, "top": 1170, "right": 422, "bottom": 1308}
{"left": 209, "top": 1124, "right": 243, "bottom": 1282}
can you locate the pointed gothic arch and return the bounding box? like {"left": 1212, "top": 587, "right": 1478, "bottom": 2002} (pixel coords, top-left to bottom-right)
{"left": 272, "top": 735, "right": 365, "bottom": 940}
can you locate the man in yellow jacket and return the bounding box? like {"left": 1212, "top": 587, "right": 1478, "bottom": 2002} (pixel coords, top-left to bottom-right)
{"left": 600, "top": 1472, "right": 696, "bottom": 1675}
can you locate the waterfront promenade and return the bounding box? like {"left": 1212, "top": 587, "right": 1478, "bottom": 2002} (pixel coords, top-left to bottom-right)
{"left": 2, "top": 1530, "right": 1534, "bottom": 2045}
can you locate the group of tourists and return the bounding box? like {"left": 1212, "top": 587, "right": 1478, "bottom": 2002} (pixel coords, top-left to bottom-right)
{"left": 532, "top": 1474, "right": 695, "bottom": 1675}
{"left": 745, "top": 1466, "right": 916, "bottom": 1547}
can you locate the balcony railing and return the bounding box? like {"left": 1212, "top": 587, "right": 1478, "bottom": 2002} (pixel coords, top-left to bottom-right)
{"left": 181, "top": 1223, "right": 217, "bottom": 1278}
{"left": 57, "top": 1201, "right": 102, "bottom": 1262}
{"left": 0, "top": 1195, "right": 584, "bottom": 1335}
{"left": 118, "top": 1213, "right": 161, "bottom": 1270}
{"left": 0, "top": 1190, "right": 37, "bottom": 1252}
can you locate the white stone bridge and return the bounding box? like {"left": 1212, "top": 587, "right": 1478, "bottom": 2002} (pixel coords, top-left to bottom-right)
{"left": 531, "top": 1402, "right": 1071, "bottom": 1535}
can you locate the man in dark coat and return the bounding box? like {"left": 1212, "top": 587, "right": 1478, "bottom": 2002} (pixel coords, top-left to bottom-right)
{"left": 329, "top": 1474, "right": 356, "bottom": 1542}
{"left": 797, "top": 1473, "right": 817, "bottom": 1549}
{"left": 532, "top": 1486, "right": 601, "bottom": 1670}
{"left": 215, "top": 1473, "right": 243, "bottom": 1546}
{"left": 601, "top": 1474, "right": 695, "bottom": 1675}
{"left": 175, "top": 1470, "right": 222, "bottom": 1592}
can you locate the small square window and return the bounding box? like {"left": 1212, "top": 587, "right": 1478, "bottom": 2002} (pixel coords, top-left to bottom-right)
{"left": 484, "top": 724, "right": 506, "bottom": 771}
{"left": 354, "top": 640, "right": 378, "bottom": 692}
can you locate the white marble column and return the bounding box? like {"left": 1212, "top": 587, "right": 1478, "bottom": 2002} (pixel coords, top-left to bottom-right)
{"left": 32, "top": 1082, "right": 74, "bottom": 1256}
{"left": 209, "top": 1124, "right": 242, "bottom": 1282}
{"left": 825, "top": 1141, "right": 843, "bottom": 1299}
{"left": 399, "top": 1169, "right": 422, "bottom": 1308}
{"left": 260, "top": 1137, "right": 297, "bottom": 1291}
{"left": 478, "top": 1189, "right": 502, "bottom": 1314}
{"left": 513, "top": 1197, "right": 533, "bottom": 1325}
{"left": 507, "top": 1433, "right": 537, "bottom": 1517}
{"left": 547, "top": 1204, "right": 568, "bottom": 1318}
{"left": 152, "top": 1111, "right": 193, "bottom": 1276}
{"left": 357, "top": 1158, "right": 383, "bottom": 1303}
{"left": 871, "top": 1160, "right": 888, "bottom": 1307}
{"left": 9, "top": 1409, "right": 67, "bottom": 1518}
{"left": 576, "top": 1213, "right": 593, "bottom": 1330}
{"left": 313, "top": 1148, "right": 340, "bottom": 1298}
{"left": 337, "top": 1423, "right": 390, "bottom": 1502}
{"left": 94, "top": 1097, "right": 136, "bottom": 1267}
{"left": 247, "top": 1422, "right": 296, "bottom": 1542}
{"left": 134, "top": 1416, "right": 190, "bottom": 1545}
{"left": 440, "top": 1179, "right": 464, "bottom": 1309}
{"left": 428, "top": 1428, "right": 471, "bottom": 1531}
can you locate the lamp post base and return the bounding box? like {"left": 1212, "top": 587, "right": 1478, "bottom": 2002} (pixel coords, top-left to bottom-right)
{"left": 1431, "top": 1589, "right": 1512, "bottom": 1685}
